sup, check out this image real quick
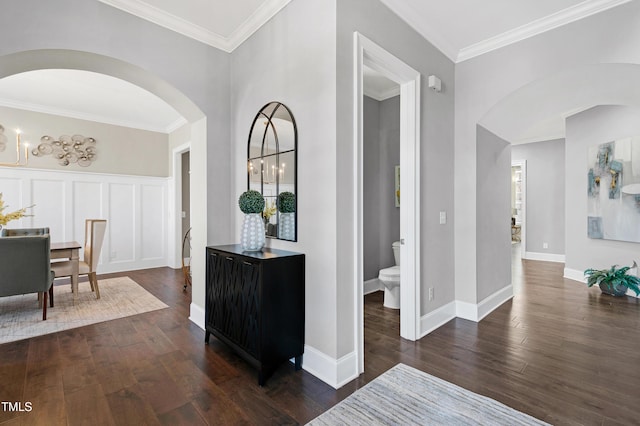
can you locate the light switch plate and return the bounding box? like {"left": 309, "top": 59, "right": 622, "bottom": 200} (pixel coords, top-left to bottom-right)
{"left": 439, "top": 211, "right": 446, "bottom": 224}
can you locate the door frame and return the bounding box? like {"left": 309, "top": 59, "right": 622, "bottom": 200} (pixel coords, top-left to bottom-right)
{"left": 353, "top": 32, "right": 422, "bottom": 374}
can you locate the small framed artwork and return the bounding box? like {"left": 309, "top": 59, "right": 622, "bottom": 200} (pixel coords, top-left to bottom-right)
{"left": 395, "top": 165, "right": 400, "bottom": 207}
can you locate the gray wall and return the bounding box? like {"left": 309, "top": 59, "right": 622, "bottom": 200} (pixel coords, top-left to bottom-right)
{"left": 512, "top": 139, "right": 565, "bottom": 256}
{"left": 337, "top": 0, "right": 455, "bottom": 357}
{"left": 566, "top": 106, "right": 640, "bottom": 273}
{"left": 182, "top": 151, "right": 191, "bottom": 258}
{"left": 476, "top": 125, "right": 511, "bottom": 301}
{"left": 363, "top": 95, "right": 400, "bottom": 281}
{"left": 455, "top": 1, "right": 640, "bottom": 304}
{"left": 230, "top": 0, "right": 338, "bottom": 357}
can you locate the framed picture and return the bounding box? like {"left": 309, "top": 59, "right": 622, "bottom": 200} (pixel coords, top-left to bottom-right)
{"left": 395, "top": 165, "right": 400, "bottom": 207}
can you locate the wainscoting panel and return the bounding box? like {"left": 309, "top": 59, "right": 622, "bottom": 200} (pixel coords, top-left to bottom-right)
{"left": 109, "top": 183, "right": 136, "bottom": 263}
{"left": 140, "top": 183, "right": 165, "bottom": 261}
{"left": 31, "top": 178, "right": 66, "bottom": 239}
{"left": 72, "top": 181, "right": 103, "bottom": 241}
{"left": 0, "top": 167, "right": 168, "bottom": 274}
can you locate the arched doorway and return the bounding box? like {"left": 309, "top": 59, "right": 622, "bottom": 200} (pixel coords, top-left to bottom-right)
{"left": 0, "top": 49, "right": 209, "bottom": 325}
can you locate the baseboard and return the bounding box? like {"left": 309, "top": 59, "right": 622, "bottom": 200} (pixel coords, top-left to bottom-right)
{"left": 301, "top": 345, "right": 358, "bottom": 389}
{"left": 455, "top": 285, "right": 513, "bottom": 322}
{"left": 98, "top": 258, "right": 168, "bottom": 274}
{"left": 419, "top": 301, "right": 456, "bottom": 338}
{"left": 189, "top": 302, "right": 205, "bottom": 330}
{"left": 364, "top": 278, "right": 383, "bottom": 295}
{"left": 477, "top": 285, "right": 514, "bottom": 321}
{"left": 524, "top": 252, "right": 566, "bottom": 263}
{"left": 564, "top": 268, "right": 585, "bottom": 283}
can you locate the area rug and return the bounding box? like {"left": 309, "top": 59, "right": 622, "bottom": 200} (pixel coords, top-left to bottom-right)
{"left": 307, "top": 364, "right": 549, "bottom": 425}
{"left": 0, "top": 277, "right": 168, "bottom": 344}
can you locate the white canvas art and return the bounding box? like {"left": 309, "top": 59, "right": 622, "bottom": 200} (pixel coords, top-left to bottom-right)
{"left": 587, "top": 137, "right": 640, "bottom": 242}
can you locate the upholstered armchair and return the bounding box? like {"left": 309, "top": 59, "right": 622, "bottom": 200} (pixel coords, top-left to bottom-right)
{"left": 0, "top": 235, "right": 55, "bottom": 320}
{"left": 1, "top": 227, "right": 50, "bottom": 237}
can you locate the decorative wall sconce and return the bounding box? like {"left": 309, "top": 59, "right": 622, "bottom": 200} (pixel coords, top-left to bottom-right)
{"left": 32, "top": 134, "right": 97, "bottom": 167}
{"left": 0, "top": 125, "right": 29, "bottom": 167}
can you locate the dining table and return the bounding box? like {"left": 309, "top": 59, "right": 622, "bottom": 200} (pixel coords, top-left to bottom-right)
{"left": 50, "top": 241, "right": 82, "bottom": 302}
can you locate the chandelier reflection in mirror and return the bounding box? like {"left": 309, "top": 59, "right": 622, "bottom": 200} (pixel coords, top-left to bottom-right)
{"left": 32, "top": 134, "right": 97, "bottom": 167}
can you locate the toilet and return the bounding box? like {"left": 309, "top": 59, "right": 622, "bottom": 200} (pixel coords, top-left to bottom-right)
{"left": 378, "top": 241, "right": 401, "bottom": 309}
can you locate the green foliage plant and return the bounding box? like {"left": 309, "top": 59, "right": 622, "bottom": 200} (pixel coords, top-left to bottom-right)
{"left": 239, "top": 190, "right": 265, "bottom": 214}
{"left": 584, "top": 261, "right": 640, "bottom": 296}
{"left": 277, "top": 191, "right": 296, "bottom": 213}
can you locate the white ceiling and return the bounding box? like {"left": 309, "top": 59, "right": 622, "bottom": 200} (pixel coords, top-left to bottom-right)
{"left": 0, "top": 0, "right": 630, "bottom": 137}
{"left": 0, "top": 70, "right": 185, "bottom": 133}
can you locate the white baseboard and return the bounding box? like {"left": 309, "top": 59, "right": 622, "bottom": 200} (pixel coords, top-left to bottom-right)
{"left": 301, "top": 345, "right": 358, "bottom": 389}
{"left": 419, "top": 301, "right": 456, "bottom": 338}
{"left": 98, "top": 258, "right": 168, "bottom": 275}
{"left": 525, "top": 252, "right": 566, "bottom": 263}
{"left": 477, "top": 285, "right": 514, "bottom": 321}
{"left": 564, "top": 268, "right": 585, "bottom": 283}
{"left": 189, "top": 302, "right": 205, "bottom": 330}
{"left": 455, "top": 285, "right": 513, "bottom": 322}
{"left": 364, "top": 278, "right": 383, "bottom": 295}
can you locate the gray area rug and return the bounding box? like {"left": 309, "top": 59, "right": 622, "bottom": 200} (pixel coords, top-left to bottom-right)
{"left": 308, "top": 363, "right": 550, "bottom": 425}
{"left": 0, "top": 276, "right": 168, "bottom": 344}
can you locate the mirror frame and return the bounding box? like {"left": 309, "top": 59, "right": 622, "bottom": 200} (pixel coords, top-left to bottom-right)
{"left": 247, "top": 101, "right": 298, "bottom": 241}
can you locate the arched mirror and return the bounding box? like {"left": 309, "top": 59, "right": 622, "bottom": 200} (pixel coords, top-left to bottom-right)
{"left": 247, "top": 102, "right": 297, "bottom": 241}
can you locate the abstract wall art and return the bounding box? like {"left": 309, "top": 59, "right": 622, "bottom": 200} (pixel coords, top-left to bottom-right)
{"left": 587, "top": 137, "right": 640, "bottom": 242}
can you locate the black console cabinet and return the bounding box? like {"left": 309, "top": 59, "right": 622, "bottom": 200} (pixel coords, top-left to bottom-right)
{"left": 205, "top": 245, "right": 305, "bottom": 386}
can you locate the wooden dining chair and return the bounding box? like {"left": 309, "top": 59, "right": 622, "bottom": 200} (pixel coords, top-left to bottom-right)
{"left": 51, "top": 219, "right": 107, "bottom": 299}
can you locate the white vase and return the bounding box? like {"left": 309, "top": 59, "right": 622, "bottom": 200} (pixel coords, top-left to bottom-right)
{"left": 241, "top": 213, "right": 265, "bottom": 251}
{"left": 278, "top": 212, "right": 295, "bottom": 241}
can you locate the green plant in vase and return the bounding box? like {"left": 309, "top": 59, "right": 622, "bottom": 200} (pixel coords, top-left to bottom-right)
{"left": 584, "top": 262, "right": 640, "bottom": 297}
{"left": 239, "top": 190, "right": 266, "bottom": 251}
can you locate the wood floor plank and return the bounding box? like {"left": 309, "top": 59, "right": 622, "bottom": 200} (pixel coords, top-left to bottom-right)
{"left": 2, "top": 252, "right": 640, "bottom": 425}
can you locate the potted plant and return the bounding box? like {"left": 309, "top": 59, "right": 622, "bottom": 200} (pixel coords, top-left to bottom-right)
{"left": 584, "top": 262, "right": 640, "bottom": 297}
{"left": 239, "top": 190, "right": 265, "bottom": 251}
{"left": 277, "top": 191, "right": 296, "bottom": 241}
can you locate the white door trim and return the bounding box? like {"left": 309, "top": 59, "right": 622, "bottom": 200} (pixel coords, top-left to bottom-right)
{"left": 511, "top": 159, "right": 526, "bottom": 259}
{"left": 353, "top": 32, "right": 422, "bottom": 374}
{"left": 169, "top": 142, "right": 191, "bottom": 269}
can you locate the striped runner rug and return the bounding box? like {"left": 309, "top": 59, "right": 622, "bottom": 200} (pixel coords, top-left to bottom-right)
{"left": 308, "top": 363, "right": 550, "bottom": 425}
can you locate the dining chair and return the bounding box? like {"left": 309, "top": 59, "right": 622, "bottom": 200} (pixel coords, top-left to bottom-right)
{"left": 0, "top": 234, "right": 55, "bottom": 320}
{"left": 51, "top": 219, "right": 107, "bottom": 299}
{"left": 1, "top": 227, "right": 50, "bottom": 237}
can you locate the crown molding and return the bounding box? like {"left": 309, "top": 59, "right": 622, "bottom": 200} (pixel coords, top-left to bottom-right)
{"left": 98, "top": 0, "right": 292, "bottom": 53}
{"left": 364, "top": 86, "right": 400, "bottom": 102}
{"left": 0, "top": 98, "right": 178, "bottom": 134}
{"left": 225, "top": 0, "right": 293, "bottom": 52}
{"left": 457, "top": 0, "right": 632, "bottom": 62}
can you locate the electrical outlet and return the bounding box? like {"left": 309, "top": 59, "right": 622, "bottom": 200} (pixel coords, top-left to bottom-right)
{"left": 543, "top": 242, "right": 548, "bottom": 249}
{"left": 110, "top": 251, "right": 117, "bottom": 259}
{"left": 428, "top": 287, "right": 434, "bottom": 301}
{"left": 439, "top": 211, "right": 446, "bottom": 225}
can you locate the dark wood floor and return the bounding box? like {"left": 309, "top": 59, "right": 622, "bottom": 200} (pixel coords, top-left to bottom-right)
{"left": 1, "top": 251, "right": 639, "bottom": 425}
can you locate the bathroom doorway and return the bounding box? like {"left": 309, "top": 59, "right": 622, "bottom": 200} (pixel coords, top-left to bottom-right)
{"left": 362, "top": 66, "right": 401, "bottom": 303}
{"left": 354, "top": 32, "right": 422, "bottom": 375}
